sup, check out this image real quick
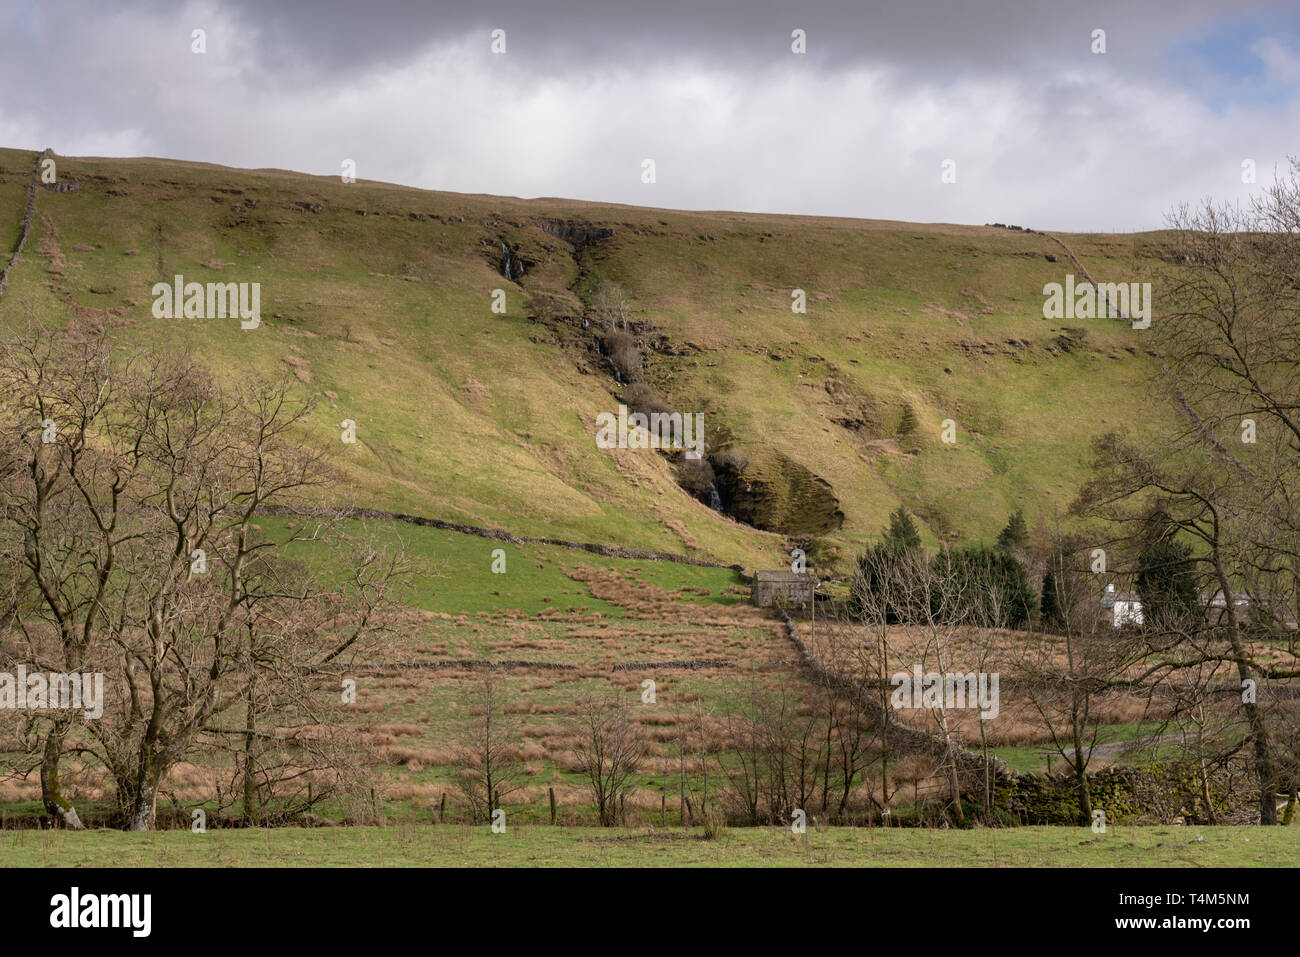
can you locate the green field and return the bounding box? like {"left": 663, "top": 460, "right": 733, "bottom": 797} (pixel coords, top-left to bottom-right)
{"left": 264, "top": 514, "right": 746, "bottom": 618}
{"left": 3, "top": 824, "right": 1294, "bottom": 868}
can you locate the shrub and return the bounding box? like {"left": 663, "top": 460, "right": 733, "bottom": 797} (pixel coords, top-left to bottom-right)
{"left": 702, "top": 805, "right": 728, "bottom": 840}
{"left": 528, "top": 291, "right": 573, "bottom": 322}
{"left": 711, "top": 448, "right": 749, "bottom": 474}
{"left": 620, "top": 382, "right": 671, "bottom": 416}
{"left": 602, "top": 329, "right": 642, "bottom": 382}
{"left": 898, "top": 403, "right": 919, "bottom": 436}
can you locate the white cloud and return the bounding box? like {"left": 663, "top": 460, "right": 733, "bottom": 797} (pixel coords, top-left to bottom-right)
{"left": 2, "top": 4, "right": 1297, "bottom": 230}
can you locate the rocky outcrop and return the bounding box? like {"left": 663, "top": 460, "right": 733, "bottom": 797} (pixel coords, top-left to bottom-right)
{"left": 711, "top": 447, "right": 844, "bottom": 537}
{"left": 538, "top": 218, "right": 615, "bottom": 248}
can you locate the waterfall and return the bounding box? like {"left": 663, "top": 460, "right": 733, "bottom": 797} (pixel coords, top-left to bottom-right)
{"left": 500, "top": 242, "right": 522, "bottom": 280}
{"left": 705, "top": 483, "right": 723, "bottom": 512}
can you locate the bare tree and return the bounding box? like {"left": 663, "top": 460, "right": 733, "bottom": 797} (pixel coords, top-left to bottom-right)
{"left": 571, "top": 690, "right": 645, "bottom": 826}
{"left": 1159, "top": 657, "right": 1245, "bottom": 824}
{"left": 823, "top": 680, "right": 872, "bottom": 822}
{"left": 1014, "top": 534, "right": 1149, "bottom": 822}
{"left": 590, "top": 280, "right": 634, "bottom": 332}
{"left": 894, "top": 546, "right": 974, "bottom": 823}
{"left": 844, "top": 543, "right": 904, "bottom": 810}
{"left": 1080, "top": 159, "right": 1300, "bottom": 823}
{"left": 0, "top": 324, "right": 408, "bottom": 829}
{"left": 966, "top": 556, "right": 1015, "bottom": 815}
{"left": 454, "top": 671, "right": 525, "bottom": 822}
{"left": 716, "top": 673, "right": 767, "bottom": 824}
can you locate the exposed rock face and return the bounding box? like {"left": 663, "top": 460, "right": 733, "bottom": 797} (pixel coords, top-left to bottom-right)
{"left": 493, "top": 220, "right": 613, "bottom": 282}
{"left": 537, "top": 218, "right": 614, "bottom": 248}
{"left": 711, "top": 448, "right": 844, "bottom": 537}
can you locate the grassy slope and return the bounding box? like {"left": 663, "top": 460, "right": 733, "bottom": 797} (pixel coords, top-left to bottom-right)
{"left": 3, "top": 824, "right": 1293, "bottom": 868}
{"left": 0, "top": 146, "right": 1166, "bottom": 570}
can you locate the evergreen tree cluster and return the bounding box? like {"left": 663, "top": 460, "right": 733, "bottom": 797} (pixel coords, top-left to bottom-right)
{"left": 851, "top": 507, "right": 1037, "bottom": 628}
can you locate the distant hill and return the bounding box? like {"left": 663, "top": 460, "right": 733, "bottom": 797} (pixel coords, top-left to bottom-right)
{"left": 0, "top": 147, "right": 1170, "bottom": 572}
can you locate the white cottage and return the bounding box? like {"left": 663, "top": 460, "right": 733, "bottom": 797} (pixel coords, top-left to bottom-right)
{"left": 1101, "top": 583, "right": 1143, "bottom": 628}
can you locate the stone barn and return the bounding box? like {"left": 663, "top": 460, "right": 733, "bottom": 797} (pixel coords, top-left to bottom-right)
{"left": 751, "top": 570, "right": 815, "bottom": 609}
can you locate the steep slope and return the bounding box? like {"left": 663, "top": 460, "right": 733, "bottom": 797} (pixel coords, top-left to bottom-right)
{"left": 0, "top": 147, "right": 1167, "bottom": 571}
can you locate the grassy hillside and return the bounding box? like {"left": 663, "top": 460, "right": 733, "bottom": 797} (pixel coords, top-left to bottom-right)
{"left": 0, "top": 146, "right": 1167, "bottom": 571}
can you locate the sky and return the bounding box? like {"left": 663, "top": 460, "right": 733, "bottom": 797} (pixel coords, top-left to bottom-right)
{"left": 3, "top": 0, "right": 1299, "bottom": 231}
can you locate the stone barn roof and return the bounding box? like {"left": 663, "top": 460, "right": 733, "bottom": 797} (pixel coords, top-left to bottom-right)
{"left": 754, "top": 570, "right": 812, "bottom": 583}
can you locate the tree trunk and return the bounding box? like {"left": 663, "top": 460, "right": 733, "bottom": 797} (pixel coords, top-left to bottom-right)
{"left": 946, "top": 753, "right": 966, "bottom": 825}
{"left": 1071, "top": 710, "right": 1093, "bottom": 824}
{"left": 933, "top": 707, "right": 965, "bottom": 825}
{"left": 242, "top": 681, "right": 259, "bottom": 826}
{"left": 1075, "top": 764, "right": 1093, "bottom": 824}
{"left": 979, "top": 720, "right": 991, "bottom": 814}
{"left": 125, "top": 749, "right": 163, "bottom": 831}
{"left": 1196, "top": 728, "right": 1216, "bottom": 825}
{"left": 821, "top": 715, "right": 833, "bottom": 812}
{"left": 1215, "top": 559, "right": 1277, "bottom": 824}
{"left": 126, "top": 780, "right": 158, "bottom": 831}
{"left": 40, "top": 724, "right": 83, "bottom": 830}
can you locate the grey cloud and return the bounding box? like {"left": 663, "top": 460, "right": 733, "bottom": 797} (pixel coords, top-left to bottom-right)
{"left": 1, "top": 0, "right": 1297, "bottom": 230}
{"left": 19, "top": 0, "right": 1287, "bottom": 82}
{"left": 213, "top": 0, "right": 1271, "bottom": 74}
